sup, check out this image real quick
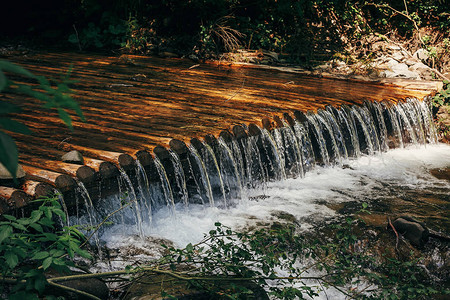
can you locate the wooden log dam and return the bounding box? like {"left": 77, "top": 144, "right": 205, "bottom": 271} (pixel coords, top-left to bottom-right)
{"left": 0, "top": 52, "right": 441, "bottom": 214}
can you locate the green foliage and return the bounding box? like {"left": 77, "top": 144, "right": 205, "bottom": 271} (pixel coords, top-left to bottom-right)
{"left": 69, "top": 12, "right": 129, "bottom": 50}
{"left": 0, "top": 196, "right": 91, "bottom": 299}
{"left": 0, "top": 60, "right": 84, "bottom": 180}
{"left": 432, "top": 80, "right": 450, "bottom": 107}
{"left": 153, "top": 215, "right": 448, "bottom": 299}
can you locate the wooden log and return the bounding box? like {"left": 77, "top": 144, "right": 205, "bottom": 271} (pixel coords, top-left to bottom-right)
{"left": 81, "top": 157, "right": 118, "bottom": 179}
{"left": 134, "top": 150, "right": 153, "bottom": 167}
{"left": 0, "top": 187, "right": 32, "bottom": 214}
{"left": 283, "top": 112, "right": 296, "bottom": 127}
{"left": 21, "top": 165, "right": 76, "bottom": 193}
{"left": 248, "top": 123, "right": 262, "bottom": 136}
{"left": 22, "top": 180, "right": 54, "bottom": 199}
{"left": 18, "top": 153, "right": 97, "bottom": 184}
{"left": 261, "top": 117, "right": 273, "bottom": 131}
{"left": 272, "top": 116, "right": 284, "bottom": 129}
{"left": 218, "top": 130, "right": 234, "bottom": 144}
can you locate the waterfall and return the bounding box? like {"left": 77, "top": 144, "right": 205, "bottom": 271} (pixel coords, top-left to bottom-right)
{"left": 135, "top": 160, "right": 152, "bottom": 224}
{"left": 168, "top": 150, "right": 189, "bottom": 207}
{"left": 74, "top": 97, "right": 439, "bottom": 244}
{"left": 73, "top": 181, "right": 102, "bottom": 256}
{"left": 153, "top": 156, "right": 175, "bottom": 210}
{"left": 188, "top": 145, "right": 215, "bottom": 207}
{"left": 118, "top": 168, "right": 144, "bottom": 238}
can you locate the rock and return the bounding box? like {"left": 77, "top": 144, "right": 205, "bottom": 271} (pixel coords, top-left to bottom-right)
{"left": 391, "top": 51, "right": 405, "bottom": 62}
{"left": 387, "top": 45, "right": 401, "bottom": 51}
{"left": 0, "top": 163, "right": 26, "bottom": 179}
{"left": 158, "top": 51, "right": 178, "bottom": 58}
{"left": 413, "top": 48, "right": 430, "bottom": 61}
{"left": 380, "top": 59, "right": 420, "bottom": 79}
{"left": 409, "top": 61, "right": 430, "bottom": 72}
{"left": 409, "top": 62, "right": 432, "bottom": 79}
{"left": 392, "top": 216, "right": 429, "bottom": 247}
{"left": 62, "top": 150, "right": 84, "bottom": 164}
{"left": 188, "top": 53, "right": 199, "bottom": 62}
{"left": 405, "top": 57, "right": 419, "bottom": 66}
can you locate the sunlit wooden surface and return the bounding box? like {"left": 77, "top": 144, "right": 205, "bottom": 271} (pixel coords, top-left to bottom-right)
{"left": 0, "top": 52, "right": 435, "bottom": 202}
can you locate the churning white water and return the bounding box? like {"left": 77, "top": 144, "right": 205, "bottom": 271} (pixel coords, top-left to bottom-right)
{"left": 102, "top": 143, "right": 450, "bottom": 251}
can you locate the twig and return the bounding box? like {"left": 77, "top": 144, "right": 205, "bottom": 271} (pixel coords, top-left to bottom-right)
{"left": 72, "top": 24, "right": 82, "bottom": 52}
{"left": 108, "top": 84, "right": 133, "bottom": 88}
{"left": 388, "top": 217, "right": 399, "bottom": 250}
{"left": 188, "top": 64, "right": 200, "bottom": 70}
{"left": 47, "top": 279, "right": 100, "bottom": 300}
{"left": 225, "top": 78, "right": 245, "bottom": 102}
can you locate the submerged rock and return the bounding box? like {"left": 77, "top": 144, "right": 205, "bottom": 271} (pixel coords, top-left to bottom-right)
{"left": 392, "top": 216, "right": 429, "bottom": 247}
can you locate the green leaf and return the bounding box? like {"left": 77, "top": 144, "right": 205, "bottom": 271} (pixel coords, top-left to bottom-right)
{"left": 0, "top": 60, "right": 35, "bottom": 78}
{"left": 0, "top": 225, "right": 13, "bottom": 244}
{"left": 3, "top": 214, "right": 16, "bottom": 221}
{"left": 11, "top": 222, "right": 27, "bottom": 231}
{"left": 0, "top": 118, "right": 32, "bottom": 135}
{"left": 42, "top": 257, "right": 53, "bottom": 270}
{"left": 0, "top": 70, "right": 6, "bottom": 91}
{"left": 0, "top": 131, "right": 18, "bottom": 181}
{"left": 29, "top": 210, "right": 43, "bottom": 223}
{"left": 5, "top": 251, "right": 19, "bottom": 268}
{"left": 33, "top": 274, "right": 46, "bottom": 293}
{"left": 32, "top": 251, "right": 50, "bottom": 260}
{"left": 29, "top": 223, "right": 43, "bottom": 233}
{"left": 57, "top": 108, "right": 73, "bottom": 130}
{"left": 0, "top": 101, "right": 21, "bottom": 114}
{"left": 186, "top": 243, "right": 193, "bottom": 253}
{"left": 8, "top": 290, "right": 39, "bottom": 300}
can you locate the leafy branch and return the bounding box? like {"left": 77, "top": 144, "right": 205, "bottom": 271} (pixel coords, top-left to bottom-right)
{"left": 0, "top": 60, "right": 85, "bottom": 181}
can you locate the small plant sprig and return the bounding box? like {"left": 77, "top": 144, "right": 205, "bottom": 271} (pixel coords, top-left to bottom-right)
{"left": 432, "top": 80, "right": 450, "bottom": 107}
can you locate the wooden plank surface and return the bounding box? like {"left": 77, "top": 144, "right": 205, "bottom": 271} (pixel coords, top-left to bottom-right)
{"left": 0, "top": 52, "right": 438, "bottom": 200}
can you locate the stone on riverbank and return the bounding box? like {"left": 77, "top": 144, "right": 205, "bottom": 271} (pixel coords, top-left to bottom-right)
{"left": 62, "top": 150, "right": 84, "bottom": 164}
{"left": 392, "top": 216, "right": 429, "bottom": 247}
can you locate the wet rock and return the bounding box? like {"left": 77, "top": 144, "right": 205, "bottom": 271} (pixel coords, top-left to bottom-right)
{"left": 392, "top": 216, "right": 429, "bottom": 247}
{"left": 62, "top": 150, "right": 84, "bottom": 164}
{"left": 429, "top": 167, "right": 450, "bottom": 181}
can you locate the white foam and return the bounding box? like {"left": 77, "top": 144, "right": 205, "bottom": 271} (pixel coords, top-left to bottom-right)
{"left": 102, "top": 143, "right": 450, "bottom": 248}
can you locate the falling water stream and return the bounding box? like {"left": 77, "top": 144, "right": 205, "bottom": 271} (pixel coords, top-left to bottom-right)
{"left": 70, "top": 98, "right": 449, "bottom": 298}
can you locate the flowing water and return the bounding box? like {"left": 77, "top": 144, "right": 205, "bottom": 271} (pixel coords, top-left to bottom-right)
{"left": 71, "top": 98, "right": 449, "bottom": 298}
